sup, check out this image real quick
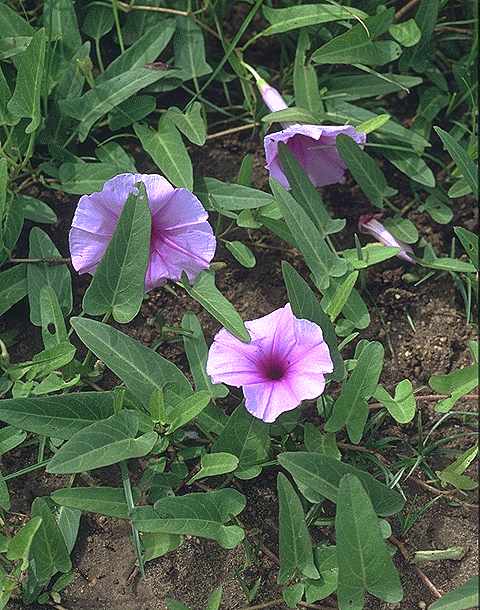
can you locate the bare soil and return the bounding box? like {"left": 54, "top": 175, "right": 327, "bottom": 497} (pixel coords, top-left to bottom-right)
{"left": 4, "top": 131, "right": 479, "bottom": 610}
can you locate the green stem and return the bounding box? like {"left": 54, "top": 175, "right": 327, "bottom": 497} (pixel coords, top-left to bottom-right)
{"left": 37, "top": 436, "right": 46, "bottom": 463}
{"left": 120, "top": 460, "right": 145, "bottom": 577}
{"left": 95, "top": 37, "right": 105, "bottom": 72}
{"left": 4, "top": 459, "right": 50, "bottom": 481}
{"left": 112, "top": 0, "right": 125, "bottom": 53}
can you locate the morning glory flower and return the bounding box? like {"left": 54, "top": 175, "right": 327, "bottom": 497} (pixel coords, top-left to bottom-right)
{"left": 359, "top": 214, "right": 415, "bottom": 263}
{"left": 245, "top": 63, "right": 366, "bottom": 189}
{"left": 206, "top": 304, "right": 333, "bottom": 423}
{"left": 69, "top": 173, "right": 216, "bottom": 290}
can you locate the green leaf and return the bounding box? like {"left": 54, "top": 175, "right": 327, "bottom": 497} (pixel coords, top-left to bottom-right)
{"left": 278, "top": 452, "right": 404, "bottom": 516}
{"left": 43, "top": 0, "right": 81, "bottom": 55}
{"left": 206, "top": 587, "right": 223, "bottom": 610}
{"left": 305, "top": 546, "right": 338, "bottom": 603}
{"left": 196, "top": 177, "right": 274, "bottom": 211}
{"left": 261, "top": 4, "right": 366, "bottom": 35}
{"left": 429, "top": 363, "right": 478, "bottom": 413}
{"left": 434, "top": 127, "right": 478, "bottom": 198}
{"left": 57, "top": 160, "right": 122, "bottom": 194}
{"left": 0, "top": 473, "right": 10, "bottom": 511}
{"left": 188, "top": 452, "right": 239, "bottom": 484}
{"left": 82, "top": 4, "right": 114, "bottom": 40}
{"left": 26, "top": 227, "right": 72, "bottom": 326}
{"left": 383, "top": 149, "right": 435, "bottom": 187}
{"left": 56, "top": 506, "right": 80, "bottom": 555}
{"left": 52, "top": 487, "right": 140, "bottom": 519}
{"left": 454, "top": 227, "right": 479, "bottom": 270}
{"left": 421, "top": 195, "right": 453, "bottom": 224}
{"left": 166, "top": 102, "right": 206, "bottom": 146}
{"left": 71, "top": 317, "right": 192, "bottom": 407}
{"left": 99, "top": 21, "right": 176, "bottom": 82}
{"left": 324, "top": 271, "right": 359, "bottom": 322}
{"left": 325, "top": 73, "right": 422, "bottom": 102}
{"left": 282, "top": 262, "right": 345, "bottom": 381}
{"left": 180, "top": 271, "right": 249, "bottom": 342}
{"left": 420, "top": 257, "right": 476, "bottom": 274}
{"left": 389, "top": 19, "right": 421, "bottom": 47}
{"left": 312, "top": 12, "right": 401, "bottom": 66}
{"left": 7, "top": 517, "right": 42, "bottom": 566}
{"left": 278, "top": 143, "right": 345, "bottom": 237}
{"left": 212, "top": 405, "right": 270, "bottom": 478}
{"left": 0, "top": 4, "right": 34, "bottom": 37}
{"left": 294, "top": 32, "right": 320, "bottom": 113}
{"left": 342, "top": 245, "right": 400, "bottom": 269}
{"left": 108, "top": 95, "right": 156, "bottom": 130}
{"left": 7, "top": 29, "right": 46, "bottom": 133}
{"left": 46, "top": 410, "right": 157, "bottom": 474}
{"left": 181, "top": 312, "right": 227, "bottom": 404}
{"left": 0, "top": 426, "right": 27, "bottom": 456}
{"left": 325, "top": 341, "right": 384, "bottom": 443}
{"left": 173, "top": 16, "right": 211, "bottom": 80}
{"left": 83, "top": 183, "right": 150, "bottom": 323}
{"left": 326, "top": 100, "right": 429, "bottom": 153}
{"left": 437, "top": 445, "right": 478, "bottom": 491}
{"left": 384, "top": 217, "right": 418, "bottom": 244}
{"left": 429, "top": 576, "right": 478, "bottom": 610}
{"left": 283, "top": 583, "right": 305, "bottom": 608}
{"left": 134, "top": 119, "right": 193, "bottom": 189}
{"left": 374, "top": 380, "right": 416, "bottom": 423}
{"left": 271, "top": 178, "right": 346, "bottom": 291}
{"left": 399, "top": 0, "right": 439, "bottom": 72}
{"left": 277, "top": 473, "right": 319, "bottom": 584}
{"left": 336, "top": 135, "right": 388, "bottom": 208}
{"left": 40, "top": 286, "right": 68, "bottom": 349}
{"left": 133, "top": 489, "right": 245, "bottom": 549}
{"left": 304, "top": 424, "right": 340, "bottom": 460}
{"left": 167, "top": 390, "right": 211, "bottom": 433}
{"left": 0, "top": 66, "right": 14, "bottom": 125}
{"left": 61, "top": 67, "right": 170, "bottom": 142}
{"left": 224, "top": 240, "right": 256, "bottom": 268}
{"left": 336, "top": 475, "right": 403, "bottom": 609}
{"left": 16, "top": 195, "right": 57, "bottom": 224}
{"left": 29, "top": 498, "right": 72, "bottom": 585}
{"left": 0, "top": 264, "right": 27, "bottom": 317}
{"left": 0, "top": 392, "right": 115, "bottom": 439}
{"left": 143, "top": 532, "right": 183, "bottom": 562}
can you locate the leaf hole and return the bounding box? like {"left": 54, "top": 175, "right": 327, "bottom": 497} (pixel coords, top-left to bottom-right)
{"left": 47, "top": 323, "right": 56, "bottom": 335}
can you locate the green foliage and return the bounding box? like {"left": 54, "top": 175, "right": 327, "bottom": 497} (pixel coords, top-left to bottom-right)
{"left": 0, "top": 2, "right": 476, "bottom": 608}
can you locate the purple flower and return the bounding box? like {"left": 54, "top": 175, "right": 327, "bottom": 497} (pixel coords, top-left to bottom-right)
{"left": 69, "top": 173, "right": 216, "bottom": 290}
{"left": 258, "top": 80, "right": 289, "bottom": 113}
{"left": 264, "top": 124, "right": 366, "bottom": 189}
{"left": 206, "top": 304, "right": 333, "bottom": 423}
{"left": 358, "top": 214, "right": 415, "bottom": 263}
{"left": 250, "top": 72, "right": 366, "bottom": 189}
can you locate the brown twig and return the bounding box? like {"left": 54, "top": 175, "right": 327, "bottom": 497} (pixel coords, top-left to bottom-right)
{"left": 116, "top": 0, "right": 190, "bottom": 16}
{"left": 206, "top": 122, "right": 259, "bottom": 140}
{"left": 409, "top": 476, "right": 479, "bottom": 509}
{"left": 394, "top": 0, "right": 420, "bottom": 21}
{"left": 389, "top": 535, "right": 442, "bottom": 599}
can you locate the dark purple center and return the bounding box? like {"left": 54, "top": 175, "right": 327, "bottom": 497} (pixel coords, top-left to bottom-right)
{"left": 262, "top": 358, "right": 287, "bottom": 381}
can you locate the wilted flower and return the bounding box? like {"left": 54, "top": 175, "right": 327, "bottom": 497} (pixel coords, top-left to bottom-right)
{"left": 358, "top": 214, "right": 415, "bottom": 263}
{"left": 249, "top": 66, "right": 366, "bottom": 189}
{"left": 206, "top": 304, "right": 333, "bottom": 423}
{"left": 69, "top": 173, "right": 216, "bottom": 290}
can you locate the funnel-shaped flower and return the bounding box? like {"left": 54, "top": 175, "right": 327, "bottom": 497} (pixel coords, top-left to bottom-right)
{"left": 359, "top": 214, "right": 414, "bottom": 263}
{"left": 254, "top": 74, "right": 366, "bottom": 189}
{"left": 206, "top": 304, "right": 333, "bottom": 423}
{"left": 69, "top": 173, "right": 216, "bottom": 290}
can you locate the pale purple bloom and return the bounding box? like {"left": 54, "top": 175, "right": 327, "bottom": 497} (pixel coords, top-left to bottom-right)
{"left": 265, "top": 124, "right": 367, "bottom": 190}
{"left": 206, "top": 304, "right": 333, "bottom": 423}
{"left": 358, "top": 214, "right": 415, "bottom": 263}
{"left": 69, "top": 173, "right": 216, "bottom": 290}
{"left": 258, "top": 80, "right": 288, "bottom": 113}
{"left": 257, "top": 79, "right": 366, "bottom": 189}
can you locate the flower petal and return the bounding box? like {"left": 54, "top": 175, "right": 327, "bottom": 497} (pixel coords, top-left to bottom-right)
{"left": 243, "top": 379, "right": 301, "bottom": 423}
{"left": 206, "top": 328, "right": 264, "bottom": 386}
